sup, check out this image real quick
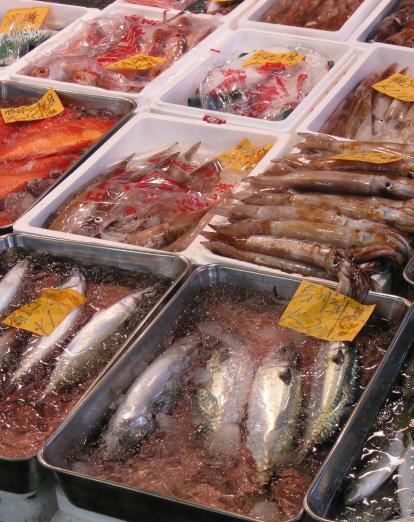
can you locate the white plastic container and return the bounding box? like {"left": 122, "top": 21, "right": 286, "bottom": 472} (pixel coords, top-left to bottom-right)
{"left": 10, "top": 3, "right": 226, "bottom": 100}
{"left": 299, "top": 43, "right": 413, "bottom": 134}
{"left": 239, "top": 0, "right": 384, "bottom": 41}
{"left": 152, "top": 28, "right": 357, "bottom": 132}
{"left": 14, "top": 112, "right": 292, "bottom": 255}
{"left": 0, "top": 0, "right": 97, "bottom": 77}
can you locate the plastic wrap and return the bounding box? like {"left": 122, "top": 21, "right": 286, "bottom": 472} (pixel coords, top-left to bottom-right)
{"left": 122, "top": 0, "right": 245, "bottom": 15}
{"left": 189, "top": 47, "right": 330, "bottom": 121}
{"left": 21, "top": 13, "right": 216, "bottom": 94}
{"left": 45, "top": 140, "right": 271, "bottom": 251}
{"left": 260, "top": 0, "right": 364, "bottom": 31}
{"left": 368, "top": 0, "right": 414, "bottom": 47}
{"left": 0, "top": 29, "right": 56, "bottom": 67}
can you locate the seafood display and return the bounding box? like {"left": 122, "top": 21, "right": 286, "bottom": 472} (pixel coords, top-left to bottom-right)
{"left": 202, "top": 133, "right": 414, "bottom": 299}
{"left": 65, "top": 282, "right": 398, "bottom": 522}
{"left": 321, "top": 64, "right": 414, "bottom": 142}
{"left": 21, "top": 13, "right": 216, "bottom": 94}
{"left": 259, "top": 0, "right": 364, "bottom": 31}
{"left": 0, "top": 30, "right": 56, "bottom": 68}
{"left": 330, "top": 350, "right": 414, "bottom": 522}
{"left": 122, "top": 0, "right": 245, "bottom": 15}
{"left": 44, "top": 140, "right": 271, "bottom": 251}
{"left": 368, "top": 0, "right": 414, "bottom": 48}
{"left": 0, "top": 96, "right": 118, "bottom": 228}
{"left": 189, "top": 47, "right": 330, "bottom": 121}
{"left": 0, "top": 248, "right": 170, "bottom": 458}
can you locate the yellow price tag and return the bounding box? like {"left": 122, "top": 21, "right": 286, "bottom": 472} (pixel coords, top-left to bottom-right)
{"left": 1, "top": 89, "right": 64, "bottom": 124}
{"left": 105, "top": 54, "right": 167, "bottom": 71}
{"left": 372, "top": 73, "right": 414, "bottom": 103}
{"left": 2, "top": 288, "right": 86, "bottom": 337}
{"left": 278, "top": 281, "right": 375, "bottom": 342}
{"left": 330, "top": 151, "right": 404, "bottom": 164}
{"left": 244, "top": 50, "right": 305, "bottom": 68}
{"left": 219, "top": 139, "right": 272, "bottom": 174}
{"left": 0, "top": 7, "right": 49, "bottom": 33}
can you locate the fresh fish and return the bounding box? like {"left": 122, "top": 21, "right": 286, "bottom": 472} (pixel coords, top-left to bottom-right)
{"left": 0, "top": 260, "right": 29, "bottom": 315}
{"left": 246, "top": 346, "right": 302, "bottom": 483}
{"left": 303, "top": 342, "right": 358, "bottom": 450}
{"left": 0, "top": 328, "right": 22, "bottom": 370}
{"left": 43, "top": 288, "right": 154, "bottom": 395}
{"left": 197, "top": 321, "right": 255, "bottom": 456}
{"left": 344, "top": 431, "right": 405, "bottom": 505}
{"left": 398, "top": 433, "right": 414, "bottom": 517}
{"left": 102, "top": 333, "right": 201, "bottom": 458}
{"left": 11, "top": 269, "right": 86, "bottom": 386}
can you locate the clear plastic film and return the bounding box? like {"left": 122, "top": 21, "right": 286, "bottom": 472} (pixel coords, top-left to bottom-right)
{"left": 189, "top": 46, "right": 330, "bottom": 121}
{"left": 260, "top": 0, "right": 364, "bottom": 31}
{"left": 121, "top": 0, "right": 245, "bottom": 15}
{"left": 22, "top": 13, "right": 216, "bottom": 93}
{"left": 46, "top": 140, "right": 271, "bottom": 252}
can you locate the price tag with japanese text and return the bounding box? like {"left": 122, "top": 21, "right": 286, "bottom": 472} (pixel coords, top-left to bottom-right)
{"left": 244, "top": 50, "right": 305, "bottom": 68}
{"left": 105, "top": 54, "right": 167, "bottom": 71}
{"left": 0, "top": 7, "right": 49, "bottom": 33}
{"left": 372, "top": 73, "right": 414, "bottom": 103}
{"left": 1, "top": 89, "right": 64, "bottom": 124}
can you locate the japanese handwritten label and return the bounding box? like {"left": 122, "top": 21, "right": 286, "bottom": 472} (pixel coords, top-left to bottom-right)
{"left": 244, "top": 50, "right": 305, "bottom": 68}
{"left": 278, "top": 281, "right": 375, "bottom": 342}
{"left": 0, "top": 7, "right": 49, "bottom": 33}
{"left": 372, "top": 73, "right": 414, "bottom": 103}
{"left": 2, "top": 288, "right": 86, "bottom": 336}
{"left": 1, "top": 89, "right": 64, "bottom": 124}
{"left": 105, "top": 54, "right": 167, "bottom": 71}
{"left": 218, "top": 139, "right": 272, "bottom": 173}
{"left": 330, "top": 151, "right": 404, "bottom": 164}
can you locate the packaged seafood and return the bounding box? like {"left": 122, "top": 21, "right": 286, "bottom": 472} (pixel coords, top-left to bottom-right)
{"left": 14, "top": 113, "right": 288, "bottom": 254}
{"left": 39, "top": 265, "right": 411, "bottom": 522}
{"left": 155, "top": 29, "right": 354, "bottom": 131}
{"left": 117, "top": 0, "right": 248, "bottom": 17}
{"left": 366, "top": 0, "right": 414, "bottom": 49}
{"left": 0, "top": 233, "right": 189, "bottom": 494}
{"left": 13, "top": 6, "right": 219, "bottom": 97}
{"left": 0, "top": 81, "right": 135, "bottom": 233}
{"left": 305, "top": 302, "right": 414, "bottom": 522}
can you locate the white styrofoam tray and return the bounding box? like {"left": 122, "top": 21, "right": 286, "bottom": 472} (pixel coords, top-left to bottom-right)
{"left": 10, "top": 3, "right": 227, "bottom": 101}
{"left": 14, "top": 112, "right": 292, "bottom": 255}
{"left": 0, "top": 0, "right": 97, "bottom": 78}
{"left": 239, "top": 0, "right": 384, "bottom": 41}
{"left": 299, "top": 43, "right": 414, "bottom": 135}
{"left": 151, "top": 28, "right": 358, "bottom": 132}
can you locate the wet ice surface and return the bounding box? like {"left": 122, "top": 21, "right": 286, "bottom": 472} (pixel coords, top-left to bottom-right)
{"left": 66, "top": 283, "right": 397, "bottom": 522}
{"left": 0, "top": 248, "right": 170, "bottom": 458}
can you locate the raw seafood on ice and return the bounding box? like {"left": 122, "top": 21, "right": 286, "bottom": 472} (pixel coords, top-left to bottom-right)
{"left": 0, "top": 30, "right": 56, "bottom": 67}
{"left": 121, "top": 0, "right": 245, "bottom": 15}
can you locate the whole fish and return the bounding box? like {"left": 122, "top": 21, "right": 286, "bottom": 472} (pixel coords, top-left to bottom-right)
{"left": 102, "top": 333, "right": 201, "bottom": 458}
{"left": 303, "top": 342, "right": 358, "bottom": 451}
{"left": 197, "top": 321, "right": 255, "bottom": 456}
{"left": 344, "top": 431, "right": 405, "bottom": 505}
{"left": 43, "top": 288, "right": 154, "bottom": 395}
{"left": 246, "top": 346, "right": 302, "bottom": 483}
{"left": 11, "top": 269, "right": 86, "bottom": 386}
{"left": 398, "top": 433, "right": 414, "bottom": 517}
{"left": 0, "top": 260, "right": 29, "bottom": 315}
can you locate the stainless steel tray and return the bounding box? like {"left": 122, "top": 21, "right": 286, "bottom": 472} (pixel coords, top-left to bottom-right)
{"left": 0, "top": 232, "right": 190, "bottom": 494}
{"left": 404, "top": 256, "right": 414, "bottom": 286}
{"left": 304, "top": 308, "right": 414, "bottom": 521}
{"left": 0, "top": 80, "right": 136, "bottom": 234}
{"left": 39, "top": 264, "right": 412, "bottom": 522}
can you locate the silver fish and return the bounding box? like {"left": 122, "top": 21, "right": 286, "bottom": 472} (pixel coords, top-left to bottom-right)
{"left": 43, "top": 288, "right": 153, "bottom": 394}
{"left": 11, "top": 269, "right": 86, "bottom": 385}
{"left": 246, "top": 346, "right": 302, "bottom": 482}
{"left": 398, "top": 433, "right": 414, "bottom": 517}
{"left": 102, "top": 332, "right": 201, "bottom": 458}
{"left": 344, "top": 431, "right": 405, "bottom": 506}
{"left": 0, "top": 260, "right": 28, "bottom": 315}
{"left": 303, "top": 342, "right": 358, "bottom": 451}
{"left": 197, "top": 321, "right": 255, "bottom": 456}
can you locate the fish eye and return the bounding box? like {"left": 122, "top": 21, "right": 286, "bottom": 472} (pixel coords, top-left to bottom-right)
{"left": 94, "top": 217, "right": 103, "bottom": 223}
{"left": 332, "top": 259, "right": 339, "bottom": 267}
{"left": 385, "top": 182, "right": 392, "bottom": 189}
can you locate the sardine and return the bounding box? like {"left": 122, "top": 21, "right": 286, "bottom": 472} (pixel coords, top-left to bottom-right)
{"left": 344, "top": 431, "right": 405, "bottom": 505}
{"left": 303, "top": 342, "right": 358, "bottom": 450}
{"left": 197, "top": 321, "right": 255, "bottom": 456}
{"left": 43, "top": 288, "right": 153, "bottom": 394}
{"left": 11, "top": 269, "right": 86, "bottom": 386}
{"left": 102, "top": 333, "right": 201, "bottom": 458}
{"left": 0, "top": 260, "right": 29, "bottom": 315}
{"left": 246, "top": 346, "right": 302, "bottom": 482}
{"left": 398, "top": 433, "right": 414, "bottom": 517}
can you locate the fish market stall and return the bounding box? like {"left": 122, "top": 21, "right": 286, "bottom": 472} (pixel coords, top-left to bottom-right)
{"left": 0, "top": 233, "right": 189, "bottom": 494}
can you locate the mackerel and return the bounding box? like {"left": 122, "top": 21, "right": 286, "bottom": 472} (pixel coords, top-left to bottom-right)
{"left": 398, "top": 433, "right": 414, "bottom": 517}
{"left": 0, "top": 260, "right": 29, "bottom": 315}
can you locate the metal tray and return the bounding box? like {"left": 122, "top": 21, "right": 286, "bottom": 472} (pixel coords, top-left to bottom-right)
{"left": 39, "top": 264, "right": 412, "bottom": 522}
{"left": 0, "top": 232, "right": 190, "bottom": 494}
{"left": 404, "top": 256, "right": 414, "bottom": 286}
{"left": 304, "top": 309, "right": 414, "bottom": 520}
{"left": 0, "top": 80, "right": 136, "bottom": 234}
